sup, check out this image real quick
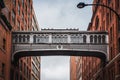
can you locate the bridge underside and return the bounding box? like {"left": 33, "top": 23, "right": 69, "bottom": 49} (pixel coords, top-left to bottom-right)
{"left": 13, "top": 49, "right": 107, "bottom": 63}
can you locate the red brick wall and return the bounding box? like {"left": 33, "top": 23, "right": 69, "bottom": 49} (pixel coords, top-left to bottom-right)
{"left": 77, "top": 0, "right": 120, "bottom": 80}
{"left": 0, "top": 6, "right": 11, "bottom": 80}
{"left": 70, "top": 56, "right": 77, "bottom": 80}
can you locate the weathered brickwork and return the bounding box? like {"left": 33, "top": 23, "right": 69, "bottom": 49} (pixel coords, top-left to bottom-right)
{"left": 0, "top": 0, "right": 40, "bottom": 80}
{"left": 76, "top": 0, "right": 120, "bottom": 80}
{"left": 71, "top": 0, "right": 120, "bottom": 80}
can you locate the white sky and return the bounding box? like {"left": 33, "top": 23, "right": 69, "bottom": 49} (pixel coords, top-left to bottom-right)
{"left": 33, "top": 0, "right": 93, "bottom": 80}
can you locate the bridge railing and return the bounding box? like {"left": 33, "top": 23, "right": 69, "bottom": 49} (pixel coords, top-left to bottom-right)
{"left": 12, "top": 31, "right": 109, "bottom": 63}
{"left": 12, "top": 31, "right": 108, "bottom": 44}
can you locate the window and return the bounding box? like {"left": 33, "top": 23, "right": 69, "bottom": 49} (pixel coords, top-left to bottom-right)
{"left": 108, "top": 0, "right": 111, "bottom": 4}
{"left": 94, "top": 35, "right": 97, "bottom": 43}
{"left": 19, "top": 35, "right": 22, "bottom": 43}
{"left": 110, "top": 47, "right": 113, "bottom": 60}
{"left": 2, "top": 63, "right": 5, "bottom": 76}
{"left": 15, "top": 35, "right": 18, "bottom": 43}
{"left": 102, "top": 20, "right": 105, "bottom": 31}
{"left": 102, "top": 35, "right": 106, "bottom": 43}
{"left": 25, "top": 5, "right": 27, "bottom": 14}
{"left": 95, "top": 16, "right": 99, "bottom": 30}
{"left": 90, "top": 35, "right": 93, "bottom": 43}
{"left": 13, "top": 0, "right": 16, "bottom": 6}
{"left": 23, "top": 35, "right": 26, "bottom": 42}
{"left": 110, "top": 10, "right": 112, "bottom": 22}
{"left": 110, "top": 27, "right": 113, "bottom": 42}
{"left": 98, "top": 35, "right": 101, "bottom": 43}
{"left": 18, "top": 3, "right": 20, "bottom": 15}
{"left": 107, "top": 13, "right": 109, "bottom": 29}
{"left": 83, "top": 35, "right": 86, "bottom": 43}
{"left": 3, "top": 38, "right": 6, "bottom": 50}
{"left": 24, "top": 20, "right": 27, "bottom": 28}
{"left": 27, "top": 35, "right": 30, "bottom": 42}
{"left": 22, "top": 0, "right": 24, "bottom": 7}
{"left": 12, "top": 10, "right": 15, "bottom": 25}
{"left": 0, "top": 63, "right": 5, "bottom": 77}
{"left": 17, "top": 20, "right": 20, "bottom": 30}
{"left": 22, "top": 12, "right": 24, "bottom": 22}
{"left": 30, "top": 5, "right": 32, "bottom": 13}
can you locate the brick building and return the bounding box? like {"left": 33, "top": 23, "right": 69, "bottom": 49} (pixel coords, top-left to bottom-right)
{"left": 76, "top": 57, "right": 82, "bottom": 80}
{"left": 0, "top": 1, "right": 12, "bottom": 80}
{"left": 0, "top": 0, "right": 40, "bottom": 80}
{"left": 76, "top": 0, "right": 120, "bottom": 80}
{"left": 70, "top": 56, "right": 77, "bottom": 80}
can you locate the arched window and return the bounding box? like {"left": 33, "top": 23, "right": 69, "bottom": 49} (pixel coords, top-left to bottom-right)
{"left": 45, "top": 35, "right": 49, "bottom": 42}
{"left": 23, "top": 35, "right": 26, "bottom": 42}
{"left": 83, "top": 35, "right": 86, "bottom": 43}
{"left": 98, "top": 35, "right": 101, "bottom": 43}
{"left": 33, "top": 35, "right": 36, "bottom": 43}
{"left": 90, "top": 35, "right": 93, "bottom": 43}
{"left": 94, "top": 35, "right": 97, "bottom": 43}
{"left": 19, "top": 35, "right": 22, "bottom": 43}
{"left": 15, "top": 35, "right": 18, "bottom": 43}
{"left": 63, "top": 35, "right": 67, "bottom": 43}
{"left": 37, "top": 38, "right": 40, "bottom": 43}
{"left": 102, "top": 35, "right": 106, "bottom": 43}
{"left": 27, "top": 35, "right": 30, "bottom": 43}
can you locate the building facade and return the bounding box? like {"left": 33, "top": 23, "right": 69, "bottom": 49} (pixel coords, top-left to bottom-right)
{"left": 0, "top": 1, "right": 12, "bottom": 80}
{"left": 0, "top": 0, "right": 40, "bottom": 80}
{"left": 76, "top": 0, "right": 120, "bottom": 80}
{"left": 76, "top": 57, "right": 82, "bottom": 80}
{"left": 70, "top": 56, "right": 77, "bottom": 80}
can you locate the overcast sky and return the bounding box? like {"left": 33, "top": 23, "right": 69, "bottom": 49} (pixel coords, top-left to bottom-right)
{"left": 33, "top": 0, "right": 93, "bottom": 80}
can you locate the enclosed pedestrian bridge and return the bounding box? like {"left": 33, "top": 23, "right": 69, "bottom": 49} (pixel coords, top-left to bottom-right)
{"left": 12, "top": 29, "right": 108, "bottom": 63}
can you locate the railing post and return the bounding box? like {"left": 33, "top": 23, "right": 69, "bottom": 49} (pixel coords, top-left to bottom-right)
{"left": 86, "top": 34, "right": 90, "bottom": 43}
{"left": 49, "top": 34, "right": 52, "bottom": 43}
{"left": 106, "top": 35, "right": 109, "bottom": 44}
{"left": 68, "top": 34, "right": 71, "bottom": 43}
